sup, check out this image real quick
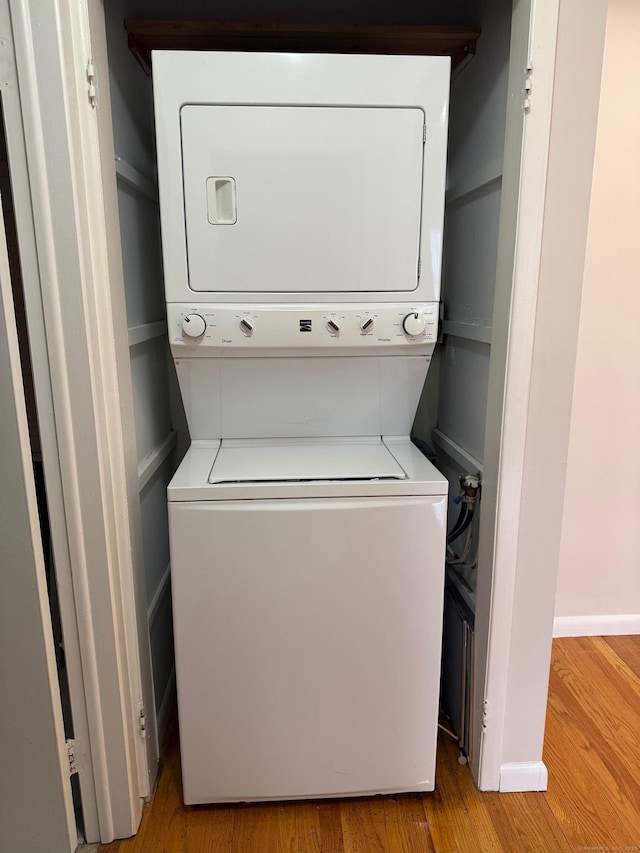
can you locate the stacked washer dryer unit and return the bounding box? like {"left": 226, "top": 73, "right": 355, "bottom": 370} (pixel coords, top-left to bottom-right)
{"left": 153, "top": 51, "right": 450, "bottom": 805}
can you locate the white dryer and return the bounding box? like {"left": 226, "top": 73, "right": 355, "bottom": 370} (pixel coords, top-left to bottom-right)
{"left": 153, "top": 51, "right": 450, "bottom": 804}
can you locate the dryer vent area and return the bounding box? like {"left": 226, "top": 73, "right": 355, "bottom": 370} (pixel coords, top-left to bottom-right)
{"left": 104, "top": 0, "right": 511, "bottom": 774}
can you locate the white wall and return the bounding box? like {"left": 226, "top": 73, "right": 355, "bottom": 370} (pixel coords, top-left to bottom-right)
{"left": 554, "top": 0, "right": 640, "bottom": 633}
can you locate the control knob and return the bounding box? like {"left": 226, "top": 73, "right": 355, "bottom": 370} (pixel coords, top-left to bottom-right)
{"left": 403, "top": 312, "right": 427, "bottom": 337}
{"left": 239, "top": 317, "right": 254, "bottom": 335}
{"left": 360, "top": 316, "right": 374, "bottom": 333}
{"left": 182, "top": 313, "right": 206, "bottom": 338}
{"left": 327, "top": 319, "right": 340, "bottom": 334}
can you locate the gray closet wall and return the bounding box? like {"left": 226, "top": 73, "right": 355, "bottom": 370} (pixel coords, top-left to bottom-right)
{"left": 415, "top": 0, "right": 512, "bottom": 557}
{"left": 105, "top": 0, "right": 180, "bottom": 740}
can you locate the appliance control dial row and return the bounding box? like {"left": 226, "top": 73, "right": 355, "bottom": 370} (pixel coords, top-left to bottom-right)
{"left": 182, "top": 313, "right": 206, "bottom": 338}
{"left": 171, "top": 305, "right": 438, "bottom": 348}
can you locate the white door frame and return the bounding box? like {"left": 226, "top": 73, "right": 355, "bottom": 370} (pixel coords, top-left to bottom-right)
{"left": 472, "top": 0, "right": 609, "bottom": 790}
{"left": 86, "top": 0, "right": 160, "bottom": 801}
{"left": 6, "top": 0, "right": 154, "bottom": 841}
{"left": 471, "top": 0, "right": 560, "bottom": 790}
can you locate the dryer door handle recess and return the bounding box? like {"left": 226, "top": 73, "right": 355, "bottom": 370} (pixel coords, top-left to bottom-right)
{"left": 207, "top": 177, "right": 237, "bottom": 224}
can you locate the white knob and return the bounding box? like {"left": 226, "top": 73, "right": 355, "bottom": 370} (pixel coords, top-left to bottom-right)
{"left": 360, "top": 316, "right": 374, "bottom": 333}
{"left": 182, "top": 313, "right": 206, "bottom": 338}
{"left": 403, "top": 312, "right": 427, "bottom": 336}
{"left": 327, "top": 319, "right": 340, "bottom": 334}
{"left": 240, "top": 317, "right": 254, "bottom": 334}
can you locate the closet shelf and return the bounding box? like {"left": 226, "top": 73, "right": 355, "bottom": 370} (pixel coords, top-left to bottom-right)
{"left": 125, "top": 20, "right": 480, "bottom": 75}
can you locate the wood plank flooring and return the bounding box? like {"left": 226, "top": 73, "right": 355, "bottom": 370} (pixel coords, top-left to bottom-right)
{"left": 101, "top": 636, "right": 640, "bottom": 852}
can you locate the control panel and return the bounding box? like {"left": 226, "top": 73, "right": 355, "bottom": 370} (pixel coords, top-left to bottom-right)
{"left": 167, "top": 303, "right": 439, "bottom": 350}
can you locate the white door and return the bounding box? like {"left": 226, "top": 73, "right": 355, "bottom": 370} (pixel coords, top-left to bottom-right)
{"left": 181, "top": 106, "right": 424, "bottom": 293}
{"left": 0, "top": 202, "right": 76, "bottom": 851}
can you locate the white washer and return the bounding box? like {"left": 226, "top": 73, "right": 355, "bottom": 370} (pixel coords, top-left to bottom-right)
{"left": 153, "top": 51, "right": 451, "bottom": 804}
{"left": 169, "top": 437, "right": 447, "bottom": 804}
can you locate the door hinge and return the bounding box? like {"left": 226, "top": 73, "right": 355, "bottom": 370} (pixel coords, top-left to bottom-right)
{"left": 523, "top": 62, "right": 533, "bottom": 113}
{"left": 482, "top": 698, "right": 489, "bottom": 732}
{"left": 423, "top": 122, "right": 427, "bottom": 143}
{"left": 139, "top": 705, "right": 147, "bottom": 740}
{"left": 87, "top": 59, "right": 97, "bottom": 109}
{"left": 66, "top": 739, "right": 78, "bottom": 776}
{"left": 417, "top": 257, "right": 422, "bottom": 279}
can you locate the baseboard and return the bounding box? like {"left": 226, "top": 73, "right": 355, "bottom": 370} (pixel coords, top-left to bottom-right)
{"left": 553, "top": 614, "right": 640, "bottom": 638}
{"left": 499, "top": 761, "right": 548, "bottom": 792}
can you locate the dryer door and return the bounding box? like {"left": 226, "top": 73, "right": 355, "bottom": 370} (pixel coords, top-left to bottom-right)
{"left": 180, "top": 106, "right": 424, "bottom": 294}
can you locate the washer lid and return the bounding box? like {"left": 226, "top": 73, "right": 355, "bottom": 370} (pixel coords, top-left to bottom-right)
{"left": 208, "top": 438, "right": 406, "bottom": 484}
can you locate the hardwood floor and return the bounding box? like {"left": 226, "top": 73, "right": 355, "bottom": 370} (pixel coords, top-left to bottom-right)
{"left": 101, "top": 636, "right": 640, "bottom": 852}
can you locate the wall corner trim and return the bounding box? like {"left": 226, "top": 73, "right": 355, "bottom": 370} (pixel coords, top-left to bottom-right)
{"left": 553, "top": 614, "right": 640, "bottom": 638}
{"left": 499, "top": 761, "right": 548, "bottom": 792}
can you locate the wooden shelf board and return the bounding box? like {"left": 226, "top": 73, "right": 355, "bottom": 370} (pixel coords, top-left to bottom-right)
{"left": 125, "top": 20, "right": 480, "bottom": 75}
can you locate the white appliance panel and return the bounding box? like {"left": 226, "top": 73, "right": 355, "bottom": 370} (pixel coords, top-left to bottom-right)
{"left": 208, "top": 438, "right": 406, "bottom": 483}
{"left": 181, "top": 106, "right": 424, "bottom": 294}
{"left": 174, "top": 355, "right": 430, "bottom": 440}
{"left": 153, "top": 52, "right": 450, "bottom": 304}
{"left": 170, "top": 494, "right": 446, "bottom": 803}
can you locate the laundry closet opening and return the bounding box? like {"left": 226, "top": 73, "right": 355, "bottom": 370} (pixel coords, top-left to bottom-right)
{"left": 102, "top": 0, "right": 511, "bottom": 781}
